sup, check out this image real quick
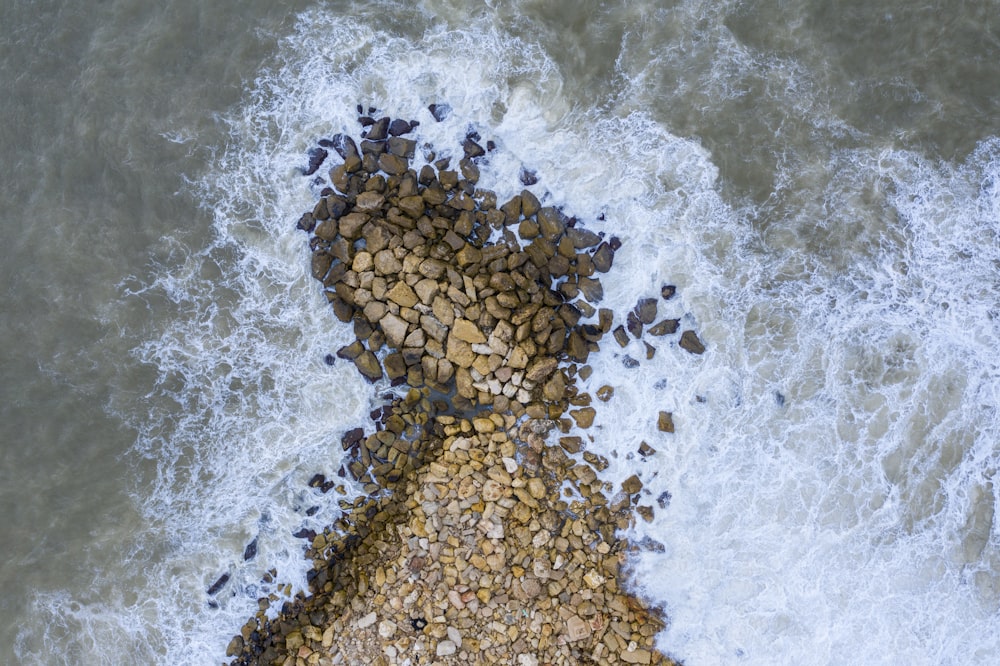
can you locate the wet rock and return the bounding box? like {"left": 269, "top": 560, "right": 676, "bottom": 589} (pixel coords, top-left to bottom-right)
{"left": 657, "top": 411, "right": 674, "bottom": 433}
{"left": 592, "top": 242, "right": 614, "bottom": 272}
{"left": 648, "top": 319, "right": 680, "bottom": 336}
{"left": 679, "top": 330, "right": 706, "bottom": 354}
{"left": 463, "top": 138, "right": 486, "bottom": 159}
{"left": 622, "top": 475, "right": 643, "bottom": 495}
{"left": 428, "top": 103, "right": 451, "bottom": 121}
{"left": 302, "top": 147, "right": 328, "bottom": 176}
{"left": 596, "top": 385, "right": 614, "bottom": 401}
{"left": 387, "top": 118, "right": 413, "bottom": 136}
{"left": 207, "top": 573, "right": 230, "bottom": 595}
{"left": 638, "top": 441, "right": 656, "bottom": 457}
{"left": 635, "top": 297, "right": 657, "bottom": 324}
{"left": 353, "top": 350, "right": 383, "bottom": 382}
{"left": 366, "top": 117, "right": 390, "bottom": 141}
{"left": 519, "top": 167, "right": 538, "bottom": 186}
{"left": 243, "top": 538, "right": 258, "bottom": 561}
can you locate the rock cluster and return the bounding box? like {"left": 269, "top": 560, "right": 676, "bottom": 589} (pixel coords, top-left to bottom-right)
{"left": 226, "top": 112, "right": 687, "bottom": 666}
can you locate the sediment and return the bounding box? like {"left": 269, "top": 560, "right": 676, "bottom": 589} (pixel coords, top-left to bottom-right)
{"left": 225, "top": 110, "right": 701, "bottom": 665}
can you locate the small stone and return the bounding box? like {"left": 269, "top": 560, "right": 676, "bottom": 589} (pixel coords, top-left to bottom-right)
{"left": 657, "top": 411, "right": 675, "bottom": 433}
{"left": 583, "top": 570, "right": 606, "bottom": 589}
{"left": 613, "top": 325, "right": 629, "bottom": 347}
{"left": 526, "top": 478, "right": 546, "bottom": 499}
{"left": 637, "top": 505, "right": 655, "bottom": 522}
{"left": 648, "top": 319, "right": 680, "bottom": 336}
{"left": 634, "top": 297, "right": 657, "bottom": 324}
{"left": 622, "top": 474, "right": 643, "bottom": 495}
{"left": 661, "top": 284, "right": 677, "bottom": 300}
{"left": 621, "top": 648, "right": 653, "bottom": 664}
{"left": 452, "top": 318, "right": 487, "bottom": 344}
{"left": 570, "top": 407, "right": 596, "bottom": 428}
{"left": 436, "top": 640, "right": 457, "bottom": 657}
{"left": 357, "top": 611, "right": 377, "bottom": 629}
{"left": 638, "top": 442, "right": 656, "bottom": 457}
{"left": 378, "top": 620, "right": 397, "bottom": 639}
{"left": 386, "top": 281, "right": 419, "bottom": 308}
{"left": 566, "top": 615, "right": 591, "bottom": 642}
{"left": 596, "top": 385, "right": 614, "bottom": 401}
{"left": 680, "top": 330, "right": 706, "bottom": 354}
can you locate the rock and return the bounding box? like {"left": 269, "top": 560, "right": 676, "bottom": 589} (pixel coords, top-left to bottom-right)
{"left": 526, "top": 356, "right": 558, "bottom": 382}
{"left": 621, "top": 648, "right": 653, "bottom": 664}
{"left": 592, "top": 242, "right": 614, "bottom": 272}
{"left": 387, "top": 118, "right": 412, "bottom": 136}
{"left": 429, "top": 103, "right": 452, "bottom": 122}
{"left": 577, "top": 276, "right": 604, "bottom": 303}
{"left": 679, "top": 330, "right": 706, "bottom": 354}
{"left": 353, "top": 350, "right": 383, "bottom": 382}
{"left": 380, "top": 312, "right": 409, "bottom": 349}
{"left": 386, "top": 281, "right": 419, "bottom": 308}
{"left": 637, "top": 506, "right": 654, "bottom": 522}
{"left": 596, "top": 385, "right": 614, "bottom": 401}
{"left": 377, "top": 153, "right": 409, "bottom": 175}
{"left": 377, "top": 620, "right": 397, "bottom": 639}
{"left": 302, "top": 147, "right": 328, "bottom": 176}
{"left": 565, "top": 615, "right": 591, "bottom": 642}
{"left": 452, "top": 318, "right": 487, "bottom": 344}
{"left": 519, "top": 167, "right": 538, "bottom": 186}
{"left": 613, "top": 325, "right": 629, "bottom": 347}
{"left": 638, "top": 441, "right": 656, "bottom": 457}
{"left": 436, "top": 640, "right": 457, "bottom": 656}
{"left": 366, "top": 117, "right": 390, "bottom": 141}
{"left": 225, "top": 635, "right": 244, "bottom": 657}
{"left": 657, "top": 411, "right": 674, "bottom": 433}
{"left": 648, "top": 319, "right": 679, "bottom": 336}
{"left": 626, "top": 311, "right": 643, "bottom": 338}
{"left": 661, "top": 284, "right": 677, "bottom": 300}
{"left": 570, "top": 407, "right": 596, "bottom": 428}
{"left": 635, "top": 297, "right": 657, "bottom": 324}
{"left": 355, "top": 191, "right": 384, "bottom": 212}
{"left": 536, "top": 207, "right": 565, "bottom": 240}
{"left": 520, "top": 189, "right": 540, "bottom": 217}
{"left": 357, "top": 611, "right": 377, "bottom": 629}
{"left": 622, "top": 474, "right": 643, "bottom": 494}
{"left": 463, "top": 138, "right": 486, "bottom": 158}
{"left": 207, "top": 573, "right": 229, "bottom": 595}
{"left": 243, "top": 538, "right": 258, "bottom": 561}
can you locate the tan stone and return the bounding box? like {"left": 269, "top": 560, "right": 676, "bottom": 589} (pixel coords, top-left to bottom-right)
{"left": 386, "top": 281, "right": 419, "bottom": 308}
{"left": 380, "top": 312, "right": 409, "bottom": 349}
{"left": 452, "top": 318, "right": 487, "bottom": 344}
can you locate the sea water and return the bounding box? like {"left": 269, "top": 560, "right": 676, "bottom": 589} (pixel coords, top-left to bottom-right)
{"left": 3, "top": 1, "right": 999, "bottom": 664}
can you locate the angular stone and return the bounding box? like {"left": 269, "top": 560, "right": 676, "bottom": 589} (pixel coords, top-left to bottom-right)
{"left": 536, "top": 207, "right": 565, "bottom": 240}
{"left": 386, "top": 281, "right": 419, "bottom": 308}
{"left": 621, "top": 648, "right": 652, "bottom": 664}
{"left": 452, "top": 318, "right": 487, "bottom": 344}
{"left": 565, "top": 615, "right": 591, "bottom": 642}
{"left": 570, "top": 407, "right": 596, "bottom": 428}
{"left": 373, "top": 249, "right": 402, "bottom": 275}
{"left": 622, "top": 474, "right": 643, "bottom": 494}
{"left": 377, "top": 152, "right": 409, "bottom": 176}
{"left": 680, "top": 329, "right": 706, "bottom": 355}
{"left": 657, "top": 411, "right": 674, "bottom": 433}
{"left": 635, "top": 297, "right": 657, "bottom": 324}
{"left": 577, "top": 276, "right": 603, "bottom": 303}
{"left": 436, "top": 640, "right": 457, "bottom": 657}
{"left": 648, "top": 319, "right": 680, "bottom": 336}
{"left": 596, "top": 385, "right": 614, "bottom": 401}
{"left": 353, "top": 351, "right": 383, "bottom": 382}
{"left": 355, "top": 191, "right": 384, "bottom": 212}
{"left": 398, "top": 195, "right": 425, "bottom": 218}
{"left": 380, "top": 312, "right": 409, "bottom": 349}
{"left": 592, "top": 242, "right": 614, "bottom": 272}
{"left": 525, "top": 356, "right": 558, "bottom": 382}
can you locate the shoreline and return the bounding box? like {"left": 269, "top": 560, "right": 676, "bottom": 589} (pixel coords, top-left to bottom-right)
{"left": 226, "top": 111, "right": 698, "bottom": 665}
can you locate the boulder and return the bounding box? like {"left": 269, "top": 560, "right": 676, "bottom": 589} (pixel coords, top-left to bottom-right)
{"left": 635, "top": 297, "right": 657, "bottom": 324}
{"left": 648, "top": 319, "right": 679, "bottom": 336}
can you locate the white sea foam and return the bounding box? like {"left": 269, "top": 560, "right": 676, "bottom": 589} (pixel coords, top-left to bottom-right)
{"left": 17, "top": 4, "right": 1000, "bottom": 665}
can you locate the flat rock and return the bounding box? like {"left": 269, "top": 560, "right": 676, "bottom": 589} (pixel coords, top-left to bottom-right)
{"left": 648, "top": 319, "right": 679, "bottom": 336}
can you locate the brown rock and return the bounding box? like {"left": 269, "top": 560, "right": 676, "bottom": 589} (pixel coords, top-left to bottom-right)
{"left": 635, "top": 297, "right": 657, "bottom": 324}
{"left": 377, "top": 153, "right": 409, "bottom": 176}
{"left": 355, "top": 191, "right": 384, "bottom": 212}
{"left": 596, "top": 385, "right": 614, "bottom": 402}
{"left": 613, "top": 325, "right": 629, "bottom": 348}
{"left": 657, "top": 411, "right": 674, "bottom": 433}
{"left": 622, "top": 474, "right": 643, "bottom": 495}
{"left": 386, "top": 281, "right": 419, "bottom": 308}
{"left": 536, "top": 207, "right": 565, "bottom": 240}
{"left": 380, "top": 312, "right": 409, "bottom": 349}
{"left": 398, "top": 195, "right": 425, "bottom": 218}
{"left": 452, "top": 318, "right": 486, "bottom": 344}
{"left": 570, "top": 407, "right": 596, "bottom": 428}
{"left": 680, "top": 330, "right": 706, "bottom": 354}
{"left": 592, "top": 242, "right": 614, "bottom": 272}
{"left": 648, "top": 319, "right": 680, "bottom": 336}
{"left": 338, "top": 212, "right": 368, "bottom": 239}
{"left": 525, "top": 356, "right": 558, "bottom": 382}
{"left": 353, "top": 350, "right": 383, "bottom": 382}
